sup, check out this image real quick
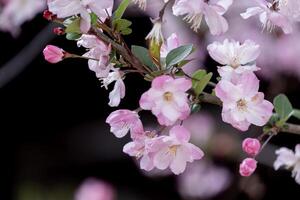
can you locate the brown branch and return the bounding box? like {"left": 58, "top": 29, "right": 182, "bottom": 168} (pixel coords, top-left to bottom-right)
{"left": 281, "top": 123, "right": 300, "bottom": 135}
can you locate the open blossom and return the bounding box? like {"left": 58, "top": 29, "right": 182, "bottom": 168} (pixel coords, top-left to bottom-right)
{"left": 106, "top": 109, "right": 143, "bottom": 139}
{"left": 207, "top": 39, "right": 260, "bottom": 82}
{"left": 75, "top": 178, "right": 115, "bottom": 200}
{"left": 153, "top": 125, "right": 204, "bottom": 175}
{"left": 239, "top": 158, "right": 257, "bottom": 177}
{"left": 274, "top": 144, "right": 300, "bottom": 184}
{"left": 77, "top": 34, "right": 112, "bottom": 78}
{"left": 47, "top": 0, "right": 113, "bottom": 33}
{"left": 277, "top": 0, "right": 300, "bottom": 22}
{"left": 0, "top": 0, "right": 45, "bottom": 35}
{"left": 123, "top": 131, "right": 163, "bottom": 171}
{"left": 215, "top": 73, "right": 273, "bottom": 131}
{"left": 43, "top": 45, "right": 65, "bottom": 63}
{"left": 242, "top": 138, "right": 261, "bottom": 157}
{"left": 177, "top": 161, "right": 231, "bottom": 199}
{"left": 172, "top": 0, "right": 233, "bottom": 35}
{"left": 139, "top": 75, "right": 191, "bottom": 126}
{"left": 160, "top": 33, "right": 180, "bottom": 58}
{"left": 100, "top": 69, "right": 125, "bottom": 107}
{"left": 241, "top": 0, "right": 293, "bottom": 34}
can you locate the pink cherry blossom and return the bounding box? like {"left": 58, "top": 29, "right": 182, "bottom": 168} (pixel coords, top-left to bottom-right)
{"left": 239, "top": 158, "right": 257, "bottom": 177}
{"left": 75, "top": 178, "right": 115, "bottom": 200}
{"left": 241, "top": 0, "right": 293, "bottom": 34}
{"left": 43, "top": 45, "right": 65, "bottom": 63}
{"left": 47, "top": 0, "right": 113, "bottom": 33}
{"left": 160, "top": 33, "right": 180, "bottom": 58}
{"left": 172, "top": 0, "right": 233, "bottom": 35}
{"left": 207, "top": 39, "right": 260, "bottom": 82}
{"left": 177, "top": 160, "right": 231, "bottom": 199}
{"left": 274, "top": 144, "right": 300, "bottom": 184}
{"left": 106, "top": 109, "right": 143, "bottom": 139}
{"left": 139, "top": 75, "right": 191, "bottom": 126}
{"left": 215, "top": 73, "right": 273, "bottom": 131}
{"left": 242, "top": 138, "right": 261, "bottom": 157}
{"left": 123, "top": 131, "right": 163, "bottom": 171}
{"left": 77, "top": 34, "right": 112, "bottom": 78}
{"left": 153, "top": 125, "right": 204, "bottom": 175}
{"left": 100, "top": 69, "right": 125, "bottom": 107}
{"left": 0, "top": 0, "right": 45, "bottom": 35}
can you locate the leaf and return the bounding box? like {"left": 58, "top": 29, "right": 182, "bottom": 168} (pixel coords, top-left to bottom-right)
{"left": 113, "top": 0, "right": 131, "bottom": 20}
{"left": 65, "top": 17, "right": 81, "bottom": 34}
{"left": 192, "top": 70, "right": 212, "bottom": 96}
{"left": 273, "top": 94, "right": 293, "bottom": 122}
{"left": 292, "top": 109, "right": 300, "bottom": 120}
{"left": 90, "top": 13, "right": 98, "bottom": 26}
{"left": 149, "top": 39, "right": 162, "bottom": 66}
{"left": 66, "top": 32, "right": 81, "bottom": 40}
{"left": 131, "top": 45, "right": 157, "bottom": 71}
{"left": 113, "top": 18, "right": 132, "bottom": 35}
{"left": 166, "top": 45, "right": 193, "bottom": 68}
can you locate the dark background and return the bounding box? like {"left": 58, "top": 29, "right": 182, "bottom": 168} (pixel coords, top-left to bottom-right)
{"left": 0, "top": 13, "right": 300, "bottom": 200}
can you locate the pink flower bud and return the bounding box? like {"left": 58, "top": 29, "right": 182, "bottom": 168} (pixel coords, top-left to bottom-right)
{"left": 43, "top": 45, "right": 65, "bottom": 63}
{"left": 239, "top": 158, "right": 257, "bottom": 177}
{"left": 53, "top": 27, "right": 65, "bottom": 35}
{"left": 242, "top": 138, "right": 261, "bottom": 157}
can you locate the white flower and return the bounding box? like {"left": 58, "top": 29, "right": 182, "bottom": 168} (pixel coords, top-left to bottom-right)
{"left": 146, "top": 19, "right": 164, "bottom": 44}
{"left": 274, "top": 144, "right": 300, "bottom": 184}
{"left": 100, "top": 69, "right": 125, "bottom": 107}
{"left": 133, "top": 0, "right": 147, "bottom": 10}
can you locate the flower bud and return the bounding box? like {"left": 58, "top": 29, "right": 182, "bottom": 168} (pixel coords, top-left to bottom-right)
{"left": 53, "top": 27, "right": 65, "bottom": 35}
{"left": 239, "top": 158, "right": 257, "bottom": 177}
{"left": 43, "top": 10, "right": 55, "bottom": 21}
{"left": 242, "top": 138, "right": 261, "bottom": 157}
{"left": 43, "top": 45, "right": 65, "bottom": 63}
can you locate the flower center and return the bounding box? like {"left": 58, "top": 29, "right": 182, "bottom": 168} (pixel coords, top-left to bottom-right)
{"left": 237, "top": 99, "right": 247, "bottom": 111}
{"left": 169, "top": 145, "right": 179, "bottom": 155}
{"left": 163, "top": 92, "right": 173, "bottom": 102}
{"left": 231, "top": 57, "right": 240, "bottom": 68}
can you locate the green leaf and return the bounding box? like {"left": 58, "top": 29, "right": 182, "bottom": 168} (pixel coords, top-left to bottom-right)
{"left": 113, "top": 18, "right": 132, "bottom": 35}
{"left": 66, "top": 32, "right": 81, "bottom": 40}
{"left": 90, "top": 13, "right": 98, "bottom": 26}
{"left": 192, "top": 70, "right": 212, "bottom": 96}
{"left": 292, "top": 109, "right": 300, "bottom": 120}
{"left": 166, "top": 45, "right": 193, "bottom": 68}
{"left": 273, "top": 94, "right": 293, "bottom": 123}
{"left": 113, "top": 0, "right": 131, "bottom": 20}
{"left": 131, "top": 45, "right": 157, "bottom": 71}
{"left": 65, "top": 17, "right": 81, "bottom": 34}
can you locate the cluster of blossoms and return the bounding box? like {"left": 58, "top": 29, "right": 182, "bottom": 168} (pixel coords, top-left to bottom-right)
{"left": 41, "top": 0, "right": 300, "bottom": 183}
{"left": 106, "top": 75, "right": 204, "bottom": 175}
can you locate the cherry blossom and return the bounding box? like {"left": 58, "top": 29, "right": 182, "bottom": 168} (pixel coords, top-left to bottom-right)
{"left": 106, "top": 109, "right": 144, "bottom": 139}
{"left": 43, "top": 45, "right": 65, "bottom": 63}
{"left": 123, "top": 131, "right": 163, "bottom": 171}
{"left": 47, "top": 0, "right": 113, "bottom": 33}
{"left": 215, "top": 73, "right": 273, "bottom": 131}
{"left": 242, "top": 138, "right": 261, "bottom": 157}
{"left": 139, "top": 75, "right": 191, "bottom": 126}
{"left": 160, "top": 33, "right": 180, "bottom": 58}
{"left": 0, "top": 0, "right": 45, "bottom": 35}
{"left": 75, "top": 178, "right": 115, "bottom": 200}
{"left": 172, "top": 0, "right": 233, "bottom": 35}
{"left": 207, "top": 39, "right": 260, "bottom": 82}
{"left": 241, "top": 0, "right": 293, "bottom": 34}
{"left": 239, "top": 158, "right": 257, "bottom": 177}
{"left": 100, "top": 69, "right": 125, "bottom": 107}
{"left": 274, "top": 144, "right": 300, "bottom": 184}
{"left": 153, "top": 125, "right": 204, "bottom": 175}
{"left": 77, "top": 34, "right": 112, "bottom": 78}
